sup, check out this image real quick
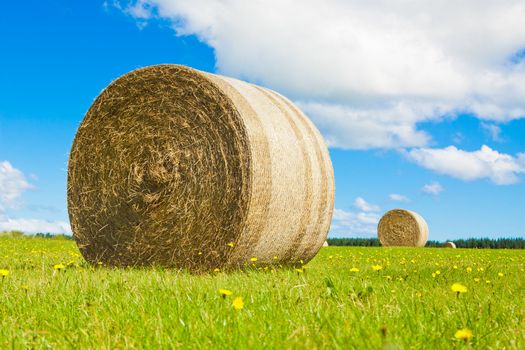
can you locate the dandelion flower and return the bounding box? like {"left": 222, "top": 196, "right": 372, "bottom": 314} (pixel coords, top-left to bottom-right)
{"left": 415, "top": 291, "right": 422, "bottom": 298}
{"left": 498, "top": 272, "right": 504, "bottom": 277}
{"left": 451, "top": 283, "right": 467, "bottom": 294}
{"left": 466, "top": 267, "right": 472, "bottom": 273}
{"left": 435, "top": 270, "right": 441, "bottom": 275}
{"left": 295, "top": 268, "right": 304, "bottom": 273}
{"left": 273, "top": 256, "right": 278, "bottom": 260}
{"left": 0, "top": 269, "right": 9, "bottom": 277}
{"left": 250, "top": 257, "right": 258, "bottom": 262}
{"left": 53, "top": 264, "right": 65, "bottom": 271}
{"left": 232, "top": 297, "right": 244, "bottom": 310}
{"left": 350, "top": 267, "right": 359, "bottom": 272}
{"left": 213, "top": 268, "right": 220, "bottom": 272}
{"left": 219, "top": 289, "right": 233, "bottom": 297}
{"left": 454, "top": 328, "right": 473, "bottom": 341}
{"left": 226, "top": 242, "right": 234, "bottom": 248}
{"left": 372, "top": 265, "right": 383, "bottom": 271}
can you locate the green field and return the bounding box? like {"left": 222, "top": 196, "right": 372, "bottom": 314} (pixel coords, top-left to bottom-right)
{"left": 1, "top": 237, "right": 524, "bottom": 349}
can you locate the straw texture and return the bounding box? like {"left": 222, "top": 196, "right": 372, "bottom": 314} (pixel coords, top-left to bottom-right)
{"left": 68, "top": 64, "right": 334, "bottom": 271}
{"left": 377, "top": 209, "right": 428, "bottom": 247}
{"left": 444, "top": 241, "right": 457, "bottom": 248}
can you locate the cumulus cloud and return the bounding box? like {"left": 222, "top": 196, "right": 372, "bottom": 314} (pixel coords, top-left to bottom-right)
{"left": 330, "top": 208, "right": 379, "bottom": 237}
{"left": 330, "top": 197, "right": 380, "bottom": 236}
{"left": 0, "top": 161, "right": 32, "bottom": 211}
{"left": 354, "top": 197, "right": 380, "bottom": 212}
{"left": 389, "top": 194, "right": 410, "bottom": 202}
{"left": 118, "top": 0, "right": 525, "bottom": 149}
{"left": 421, "top": 182, "right": 444, "bottom": 195}
{"left": 408, "top": 145, "right": 525, "bottom": 185}
{"left": 0, "top": 217, "right": 72, "bottom": 234}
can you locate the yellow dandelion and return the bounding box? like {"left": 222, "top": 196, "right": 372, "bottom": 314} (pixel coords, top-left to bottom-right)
{"left": 219, "top": 289, "right": 233, "bottom": 297}
{"left": 232, "top": 297, "right": 244, "bottom": 310}
{"left": 273, "top": 256, "right": 278, "bottom": 260}
{"left": 498, "top": 272, "right": 504, "bottom": 277}
{"left": 198, "top": 252, "right": 203, "bottom": 255}
{"left": 454, "top": 328, "right": 473, "bottom": 341}
{"left": 0, "top": 269, "right": 9, "bottom": 277}
{"left": 453, "top": 265, "right": 458, "bottom": 269}
{"left": 350, "top": 267, "right": 359, "bottom": 272}
{"left": 486, "top": 280, "right": 491, "bottom": 284}
{"left": 435, "top": 270, "right": 441, "bottom": 275}
{"left": 432, "top": 273, "right": 436, "bottom": 278}
{"left": 451, "top": 283, "right": 467, "bottom": 294}
{"left": 295, "top": 268, "right": 304, "bottom": 273}
{"left": 213, "top": 268, "right": 220, "bottom": 272}
{"left": 372, "top": 265, "right": 383, "bottom": 271}
{"left": 415, "top": 291, "right": 422, "bottom": 298}
{"left": 226, "top": 242, "right": 234, "bottom": 248}
{"left": 466, "top": 267, "right": 472, "bottom": 273}
{"left": 53, "top": 264, "right": 65, "bottom": 271}
{"left": 250, "top": 257, "right": 258, "bottom": 262}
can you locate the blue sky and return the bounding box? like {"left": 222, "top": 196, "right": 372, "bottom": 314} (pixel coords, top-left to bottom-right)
{"left": 1, "top": 1, "right": 525, "bottom": 240}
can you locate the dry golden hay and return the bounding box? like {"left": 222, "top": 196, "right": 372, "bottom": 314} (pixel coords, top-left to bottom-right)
{"left": 323, "top": 241, "right": 329, "bottom": 247}
{"left": 377, "top": 209, "right": 428, "bottom": 247}
{"left": 444, "top": 241, "right": 457, "bottom": 248}
{"left": 68, "top": 64, "right": 335, "bottom": 272}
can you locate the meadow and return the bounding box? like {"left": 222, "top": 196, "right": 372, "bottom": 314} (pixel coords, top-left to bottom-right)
{"left": 0, "top": 236, "right": 524, "bottom": 349}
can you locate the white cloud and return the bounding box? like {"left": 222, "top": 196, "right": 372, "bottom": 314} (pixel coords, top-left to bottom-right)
{"left": 0, "top": 161, "right": 32, "bottom": 211}
{"left": 408, "top": 145, "right": 525, "bottom": 185}
{"left": 480, "top": 122, "right": 502, "bottom": 142}
{"left": 119, "top": 0, "right": 525, "bottom": 149}
{"left": 0, "top": 217, "right": 72, "bottom": 234}
{"left": 389, "top": 194, "right": 410, "bottom": 202}
{"left": 354, "top": 197, "right": 380, "bottom": 212}
{"left": 330, "top": 208, "right": 379, "bottom": 237}
{"left": 422, "top": 182, "right": 444, "bottom": 195}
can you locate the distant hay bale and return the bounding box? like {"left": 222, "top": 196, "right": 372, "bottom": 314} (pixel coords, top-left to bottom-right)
{"left": 323, "top": 241, "right": 329, "bottom": 247}
{"left": 444, "top": 241, "right": 456, "bottom": 248}
{"left": 68, "top": 64, "right": 335, "bottom": 272}
{"left": 377, "top": 209, "right": 428, "bottom": 247}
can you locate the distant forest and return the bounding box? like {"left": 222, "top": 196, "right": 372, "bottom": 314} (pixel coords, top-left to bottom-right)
{"left": 327, "top": 237, "right": 525, "bottom": 249}
{"left": 2, "top": 231, "right": 524, "bottom": 249}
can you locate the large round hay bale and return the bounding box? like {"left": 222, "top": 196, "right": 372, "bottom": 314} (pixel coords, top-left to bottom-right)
{"left": 377, "top": 209, "right": 428, "bottom": 247}
{"left": 68, "top": 64, "right": 334, "bottom": 271}
{"left": 444, "top": 241, "right": 456, "bottom": 248}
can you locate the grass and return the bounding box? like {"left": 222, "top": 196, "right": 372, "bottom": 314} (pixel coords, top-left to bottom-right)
{"left": 0, "top": 237, "right": 524, "bottom": 349}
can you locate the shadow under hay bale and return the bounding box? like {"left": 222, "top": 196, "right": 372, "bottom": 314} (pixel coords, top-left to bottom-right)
{"left": 377, "top": 209, "right": 428, "bottom": 247}
{"left": 68, "top": 64, "right": 335, "bottom": 272}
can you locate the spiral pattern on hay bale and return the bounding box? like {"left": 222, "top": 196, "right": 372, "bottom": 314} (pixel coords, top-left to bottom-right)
{"left": 68, "top": 64, "right": 334, "bottom": 271}
{"left": 377, "top": 209, "right": 428, "bottom": 247}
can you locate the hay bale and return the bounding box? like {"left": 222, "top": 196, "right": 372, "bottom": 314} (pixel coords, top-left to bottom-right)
{"left": 444, "top": 241, "right": 456, "bottom": 248}
{"left": 68, "top": 64, "right": 334, "bottom": 271}
{"left": 323, "top": 241, "right": 329, "bottom": 247}
{"left": 377, "top": 209, "right": 428, "bottom": 247}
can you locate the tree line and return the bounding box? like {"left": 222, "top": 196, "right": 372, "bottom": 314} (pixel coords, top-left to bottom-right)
{"left": 327, "top": 237, "right": 525, "bottom": 249}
